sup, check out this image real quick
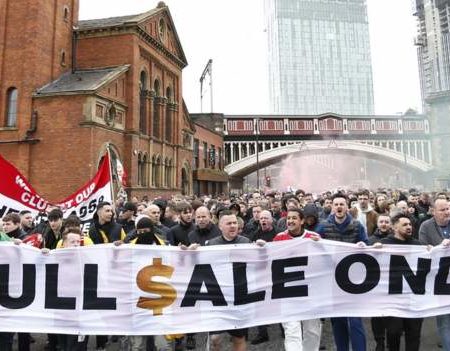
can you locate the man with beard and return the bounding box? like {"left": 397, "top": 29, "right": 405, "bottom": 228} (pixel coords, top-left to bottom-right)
{"left": 369, "top": 214, "right": 393, "bottom": 244}
{"left": 319, "top": 197, "right": 332, "bottom": 221}
{"left": 379, "top": 214, "right": 424, "bottom": 351}
{"left": 188, "top": 206, "right": 221, "bottom": 246}
{"left": 419, "top": 197, "right": 450, "bottom": 350}
{"left": 316, "top": 193, "right": 368, "bottom": 351}
{"left": 368, "top": 214, "right": 393, "bottom": 351}
{"left": 273, "top": 208, "right": 322, "bottom": 351}
{"left": 167, "top": 202, "right": 195, "bottom": 246}
{"left": 19, "top": 210, "right": 35, "bottom": 236}
{"left": 350, "top": 189, "right": 378, "bottom": 236}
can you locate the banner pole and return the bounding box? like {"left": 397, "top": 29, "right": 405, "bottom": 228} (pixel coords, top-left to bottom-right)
{"left": 106, "top": 143, "right": 116, "bottom": 206}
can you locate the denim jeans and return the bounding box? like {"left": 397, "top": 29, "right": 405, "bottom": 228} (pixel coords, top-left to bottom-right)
{"left": 437, "top": 314, "right": 450, "bottom": 351}
{"left": 331, "top": 317, "right": 366, "bottom": 351}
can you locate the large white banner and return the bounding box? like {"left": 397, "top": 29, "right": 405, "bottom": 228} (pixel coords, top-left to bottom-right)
{"left": 1, "top": 239, "right": 450, "bottom": 335}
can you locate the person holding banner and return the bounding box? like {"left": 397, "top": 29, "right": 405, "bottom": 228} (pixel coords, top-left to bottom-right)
{"left": 87, "top": 201, "right": 125, "bottom": 350}
{"left": 2, "top": 213, "right": 27, "bottom": 240}
{"left": 379, "top": 213, "right": 424, "bottom": 351}
{"left": 88, "top": 201, "right": 126, "bottom": 244}
{"left": 419, "top": 197, "right": 450, "bottom": 351}
{"left": 273, "top": 208, "right": 322, "bottom": 351}
{"left": 316, "top": 192, "right": 368, "bottom": 351}
{"left": 205, "top": 210, "right": 252, "bottom": 351}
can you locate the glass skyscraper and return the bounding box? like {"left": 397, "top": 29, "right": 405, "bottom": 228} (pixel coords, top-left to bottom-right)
{"left": 265, "top": 0, "right": 374, "bottom": 115}
{"left": 413, "top": 0, "right": 450, "bottom": 103}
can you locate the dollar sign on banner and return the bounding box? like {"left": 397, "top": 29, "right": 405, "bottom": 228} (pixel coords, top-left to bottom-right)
{"left": 136, "top": 257, "right": 177, "bottom": 316}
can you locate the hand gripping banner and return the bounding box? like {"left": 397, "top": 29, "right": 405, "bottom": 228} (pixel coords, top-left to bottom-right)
{"left": 1, "top": 239, "right": 450, "bottom": 335}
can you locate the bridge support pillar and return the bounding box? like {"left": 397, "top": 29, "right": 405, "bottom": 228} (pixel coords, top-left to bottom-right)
{"left": 427, "top": 93, "right": 450, "bottom": 189}
{"left": 229, "top": 176, "right": 244, "bottom": 193}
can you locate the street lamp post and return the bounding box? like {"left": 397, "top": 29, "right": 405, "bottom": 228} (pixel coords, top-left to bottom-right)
{"left": 255, "top": 118, "right": 260, "bottom": 190}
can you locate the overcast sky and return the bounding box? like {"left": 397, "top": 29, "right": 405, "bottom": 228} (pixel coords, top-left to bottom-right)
{"left": 79, "top": 0, "right": 422, "bottom": 116}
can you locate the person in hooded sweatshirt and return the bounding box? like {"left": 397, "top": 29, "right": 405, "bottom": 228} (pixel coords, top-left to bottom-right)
{"left": 303, "top": 203, "right": 320, "bottom": 232}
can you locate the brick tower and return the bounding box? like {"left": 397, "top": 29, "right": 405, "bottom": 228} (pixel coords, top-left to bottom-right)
{"left": 0, "top": 0, "right": 79, "bottom": 173}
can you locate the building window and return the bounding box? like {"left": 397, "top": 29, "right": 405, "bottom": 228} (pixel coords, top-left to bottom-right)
{"left": 5, "top": 87, "right": 18, "bottom": 127}
{"left": 218, "top": 147, "right": 223, "bottom": 170}
{"left": 152, "top": 80, "right": 160, "bottom": 138}
{"left": 138, "top": 154, "right": 147, "bottom": 186}
{"left": 203, "top": 142, "right": 208, "bottom": 168}
{"left": 151, "top": 155, "right": 157, "bottom": 187}
{"left": 139, "top": 71, "right": 147, "bottom": 134}
{"left": 165, "top": 87, "right": 172, "bottom": 143}
{"left": 193, "top": 139, "right": 199, "bottom": 169}
{"left": 164, "top": 157, "right": 172, "bottom": 187}
{"left": 155, "top": 156, "right": 162, "bottom": 187}
{"left": 137, "top": 153, "right": 143, "bottom": 186}
{"left": 60, "top": 50, "right": 66, "bottom": 66}
{"left": 63, "top": 6, "right": 69, "bottom": 22}
{"left": 209, "top": 145, "right": 216, "bottom": 169}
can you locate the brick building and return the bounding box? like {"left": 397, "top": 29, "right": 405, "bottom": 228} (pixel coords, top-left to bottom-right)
{"left": 0, "top": 0, "right": 195, "bottom": 201}
{"left": 191, "top": 113, "right": 228, "bottom": 196}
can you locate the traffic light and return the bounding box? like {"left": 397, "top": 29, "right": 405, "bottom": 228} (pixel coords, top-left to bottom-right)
{"left": 265, "top": 176, "right": 271, "bottom": 187}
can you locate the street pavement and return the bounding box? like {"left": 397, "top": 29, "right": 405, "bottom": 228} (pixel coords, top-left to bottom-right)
{"left": 15, "top": 317, "right": 443, "bottom": 350}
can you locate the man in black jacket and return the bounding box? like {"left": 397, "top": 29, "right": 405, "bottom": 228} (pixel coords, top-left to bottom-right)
{"left": 188, "top": 206, "right": 221, "bottom": 246}
{"left": 380, "top": 213, "right": 423, "bottom": 351}
{"left": 167, "top": 202, "right": 195, "bottom": 246}
{"left": 117, "top": 201, "right": 137, "bottom": 235}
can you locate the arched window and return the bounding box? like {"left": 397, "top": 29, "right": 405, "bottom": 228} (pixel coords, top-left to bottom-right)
{"left": 139, "top": 71, "right": 147, "bottom": 134}
{"left": 63, "top": 6, "right": 70, "bottom": 22}
{"left": 141, "top": 154, "right": 148, "bottom": 186}
{"left": 151, "top": 155, "right": 157, "bottom": 187}
{"left": 137, "top": 153, "right": 143, "bottom": 186}
{"left": 165, "top": 158, "right": 172, "bottom": 188}
{"left": 5, "top": 88, "right": 18, "bottom": 127}
{"left": 156, "top": 156, "right": 162, "bottom": 187}
{"left": 165, "top": 87, "right": 172, "bottom": 143}
{"left": 152, "top": 80, "right": 160, "bottom": 138}
{"left": 164, "top": 157, "right": 170, "bottom": 187}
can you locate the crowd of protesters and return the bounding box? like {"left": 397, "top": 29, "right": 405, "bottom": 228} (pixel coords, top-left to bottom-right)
{"left": 0, "top": 186, "right": 450, "bottom": 351}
